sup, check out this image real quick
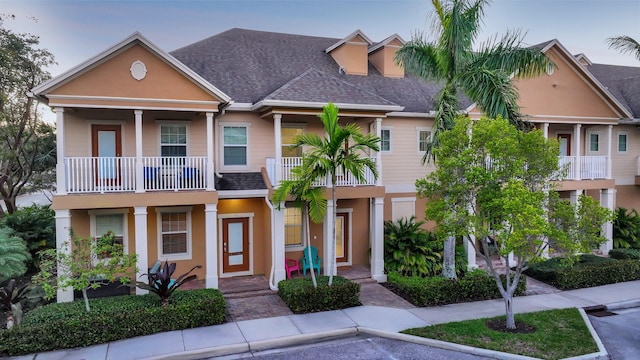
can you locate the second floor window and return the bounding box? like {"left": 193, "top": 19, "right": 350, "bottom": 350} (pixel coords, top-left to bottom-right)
{"left": 589, "top": 133, "right": 599, "bottom": 152}
{"left": 282, "top": 126, "right": 303, "bottom": 157}
{"left": 223, "top": 126, "right": 248, "bottom": 166}
{"left": 618, "top": 133, "right": 628, "bottom": 153}
{"left": 418, "top": 129, "right": 432, "bottom": 153}
{"left": 160, "top": 125, "right": 187, "bottom": 157}
{"left": 380, "top": 129, "right": 391, "bottom": 152}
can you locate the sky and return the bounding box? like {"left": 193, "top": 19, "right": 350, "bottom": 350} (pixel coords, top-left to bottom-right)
{"left": 1, "top": 0, "right": 639, "bottom": 79}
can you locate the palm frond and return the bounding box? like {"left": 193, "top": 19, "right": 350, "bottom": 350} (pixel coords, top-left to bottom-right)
{"left": 395, "top": 40, "right": 443, "bottom": 81}
{"left": 607, "top": 35, "right": 640, "bottom": 62}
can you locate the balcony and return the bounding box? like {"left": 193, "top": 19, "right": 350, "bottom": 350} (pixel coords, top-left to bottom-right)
{"left": 267, "top": 157, "right": 377, "bottom": 187}
{"left": 557, "top": 156, "right": 608, "bottom": 180}
{"left": 64, "top": 156, "right": 207, "bottom": 194}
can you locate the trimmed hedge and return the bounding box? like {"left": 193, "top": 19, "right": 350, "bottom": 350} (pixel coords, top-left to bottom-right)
{"left": 524, "top": 255, "right": 616, "bottom": 283}
{"left": 609, "top": 248, "right": 640, "bottom": 260}
{"left": 0, "top": 289, "right": 226, "bottom": 356}
{"left": 278, "top": 276, "right": 360, "bottom": 313}
{"left": 386, "top": 269, "right": 526, "bottom": 307}
{"left": 553, "top": 260, "right": 640, "bottom": 290}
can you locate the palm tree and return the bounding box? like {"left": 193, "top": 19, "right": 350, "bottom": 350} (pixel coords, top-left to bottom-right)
{"left": 395, "top": 0, "right": 554, "bottom": 279}
{"left": 607, "top": 36, "right": 640, "bottom": 62}
{"left": 276, "top": 103, "right": 379, "bottom": 285}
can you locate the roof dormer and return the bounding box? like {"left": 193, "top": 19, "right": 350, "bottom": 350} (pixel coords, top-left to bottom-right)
{"left": 325, "top": 30, "right": 372, "bottom": 76}
{"left": 574, "top": 53, "right": 593, "bottom": 66}
{"left": 368, "top": 34, "right": 405, "bottom": 78}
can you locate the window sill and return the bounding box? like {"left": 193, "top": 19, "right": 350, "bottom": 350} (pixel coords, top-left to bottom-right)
{"left": 159, "top": 254, "right": 191, "bottom": 262}
{"left": 285, "top": 245, "right": 305, "bottom": 252}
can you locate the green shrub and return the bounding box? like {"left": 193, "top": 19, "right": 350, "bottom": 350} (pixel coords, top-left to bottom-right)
{"left": 524, "top": 255, "right": 616, "bottom": 283}
{"left": 278, "top": 276, "right": 360, "bottom": 313}
{"left": 0, "top": 228, "right": 31, "bottom": 283}
{"left": 1, "top": 205, "right": 55, "bottom": 270}
{"left": 386, "top": 270, "right": 526, "bottom": 307}
{"left": 384, "top": 216, "right": 442, "bottom": 277}
{"left": 609, "top": 248, "right": 640, "bottom": 260}
{"left": 554, "top": 260, "right": 640, "bottom": 290}
{"left": 0, "top": 289, "right": 225, "bottom": 356}
{"left": 613, "top": 207, "right": 640, "bottom": 249}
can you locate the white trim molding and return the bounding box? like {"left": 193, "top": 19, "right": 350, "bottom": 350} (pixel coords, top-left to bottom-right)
{"left": 155, "top": 206, "right": 193, "bottom": 261}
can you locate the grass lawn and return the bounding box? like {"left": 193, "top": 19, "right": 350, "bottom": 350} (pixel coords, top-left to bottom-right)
{"left": 402, "top": 308, "right": 598, "bottom": 360}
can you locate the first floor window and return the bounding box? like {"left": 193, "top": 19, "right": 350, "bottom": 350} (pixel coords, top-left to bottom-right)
{"left": 380, "top": 129, "right": 391, "bottom": 152}
{"left": 618, "top": 133, "right": 628, "bottom": 152}
{"left": 159, "top": 211, "right": 190, "bottom": 258}
{"left": 589, "top": 133, "right": 599, "bottom": 152}
{"left": 284, "top": 206, "right": 303, "bottom": 247}
{"left": 160, "top": 124, "right": 187, "bottom": 157}
{"left": 95, "top": 214, "right": 125, "bottom": 250}
{"left": 223, "top": 126, "right": 248, "bottom": 166}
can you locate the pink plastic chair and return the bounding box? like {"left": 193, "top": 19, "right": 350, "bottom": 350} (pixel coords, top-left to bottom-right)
{"left": 285, "top": 258, "right": 300, "bottom": 279}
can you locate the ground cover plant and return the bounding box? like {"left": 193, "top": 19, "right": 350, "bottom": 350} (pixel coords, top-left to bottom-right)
{"left": 609, "top": 248, "right": 640, "bottom": 260}
{"left": 402, "top": 308, "right": 598, "bottom": 360}
{"left": 0, "top": 288, "right": 225, "bottom": 356}
{"left": 278, "top": 275, "right": 360, "bottom": 313}
{"left": 613, "top": 207, "right": 640, "bottom": 249}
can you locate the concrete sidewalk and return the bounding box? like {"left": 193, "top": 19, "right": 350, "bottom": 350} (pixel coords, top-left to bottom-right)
{"left": 12, "top": 280, "right": 640, "bottom": 360}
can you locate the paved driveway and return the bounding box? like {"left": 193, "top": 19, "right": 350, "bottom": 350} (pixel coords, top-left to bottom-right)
{"left": 589, "top": 308, "right": 640, "bottom": 360}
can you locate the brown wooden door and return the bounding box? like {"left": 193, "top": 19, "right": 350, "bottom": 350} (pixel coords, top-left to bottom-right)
{"left": 222, "top": 218, "right": 250, "bottom": 273}
{"left": 335, "top": 212, "right": 349, "bottom": 263}
{"left": 558, "top": 134, "right": 571, "bottom": 156}
{"left": 91, "top": 125, "right": 122, "bottom": 186}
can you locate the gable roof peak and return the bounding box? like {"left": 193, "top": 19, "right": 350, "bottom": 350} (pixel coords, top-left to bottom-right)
{"left": 325, "top": 29, "right": 373, "bottom": 53}
{"left": 368, "top": 33, "right": 405, "bottom": 53}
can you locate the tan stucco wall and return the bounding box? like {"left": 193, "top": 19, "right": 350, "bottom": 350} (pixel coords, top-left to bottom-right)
{"left": 616, "top": 185, "right": 640, "bottom": 211}
{"left": 50, "top": 44, "right": 220, "bottom": 105}
{"left": 369, "top": 46, "right": 403, "bottom": 77}
{"left": 329, "top": 39, "right": 369, "bottom": 76}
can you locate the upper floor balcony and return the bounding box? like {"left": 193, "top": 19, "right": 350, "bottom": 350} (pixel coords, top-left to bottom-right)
{"left": 557, "top": 155, "right": 609, "bottom": 180}
{"left": 266, "top": 157, "right": 378, "bottom": 187}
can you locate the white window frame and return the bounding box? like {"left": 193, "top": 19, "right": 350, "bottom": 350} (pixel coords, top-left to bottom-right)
{"left": 219, "top": 122, "right": 251, "bottom": 170}
{"left": 89, "top": 208, "right": 130, "bottom": 254}
{"left": 155, "top": 206, "right": 193, "bottom": 261}
{"left": 380, "top": 126, "right": 392, "bottom": 154}
{"left": 416, "top": 126, "right": 433, "bottom": 155}
{"left": 587, "top": 131, "right": 600, "bottom": 153}
{"left": 284, "top": 203, "right": 305, "bottom": 251}
{"left": 617, "top": 131, "right": 628, "bottom": 153}
{"left": 157, "top": 121, "right": 189, "bottom": 158}
{"left": 281, "top": 124, "right": 305, "bottom": 158}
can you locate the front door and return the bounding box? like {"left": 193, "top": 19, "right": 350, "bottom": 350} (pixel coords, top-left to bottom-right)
{"left": 222, "top": 218, "right": 250, "bottom": 273}
{"left": 558, "top": 134, "right": 571, "bottom": 156}
{"left": 335, "top": 212, "right": 349, "bottom": 264}
{"left": 92, "top": 125, "right": 122, "bottom": 186}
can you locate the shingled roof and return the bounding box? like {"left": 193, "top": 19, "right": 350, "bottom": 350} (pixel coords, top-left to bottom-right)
{"left": 170, "top": 28, "right": 443, "bottom": 113}
{"left": 588, "top": 63, "right": 640, "bottom": 118}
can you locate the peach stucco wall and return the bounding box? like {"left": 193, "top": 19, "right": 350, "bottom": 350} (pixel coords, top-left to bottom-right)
{"left": 50, "top": 44, "right": 219, "bottom": 105}
{"left": 369, "top": 46, "right": 404, "bottom": 77}
{"left": 329, "top": 37, "right": 369, "bottom": 76}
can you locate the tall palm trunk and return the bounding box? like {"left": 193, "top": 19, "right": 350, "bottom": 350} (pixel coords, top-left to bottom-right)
{"left": 328, "top": 176, "right": 337, "bottom": 286}
{"left": 304, "top": 206, "right": 318, "bottom": 288}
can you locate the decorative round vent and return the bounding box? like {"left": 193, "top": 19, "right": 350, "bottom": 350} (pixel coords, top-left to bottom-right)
{"left": 130, "top": 60, "right": 147, "bottom": 80}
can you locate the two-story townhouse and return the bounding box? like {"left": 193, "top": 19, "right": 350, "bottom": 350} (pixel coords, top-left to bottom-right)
{"left": 31, "top": 28, "right": 639, "bottom": 302}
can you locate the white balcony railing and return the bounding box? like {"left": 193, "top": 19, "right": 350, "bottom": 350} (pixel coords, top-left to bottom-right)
{"left": 268, "top": 157, "right": 377, "bottom": 187}
{"left": 557, "top": 156, "right": 608, "bottom": 180}
{"left": 64, "top": 156, "right": 207, "bottom": 193}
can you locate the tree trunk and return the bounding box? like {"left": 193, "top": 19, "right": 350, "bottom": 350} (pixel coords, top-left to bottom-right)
{"left": 505, "top": 291, "right": 516, "bottom": 330}
{"left": 82, "top": 288, "right": 91, "bottom": 312}
{"left": 304, "top": 206, "right": 317, "bottom": 288}
{"left": 328, "top": 184, "right": 337, "bottom": 286}
{"left": 442, "top": 235, "right": 457, "bottom": 279}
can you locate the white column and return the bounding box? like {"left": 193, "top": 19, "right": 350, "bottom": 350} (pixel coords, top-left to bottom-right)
{"left": 205, "top": 203, "right": 218, "bottom": 288}
{"left": 206, "top": 112, "right": 216, "bottom": 191}
{"left": 135, "top": 110, "right": 144, "bottom": 193}
{"left": 569, "top": 189, "right": 583, "bottom": 205}
{"left": 323, "top": 199, "right": 336, "bottom": 276}
{"left": 55, "top": 210, "right": 73, "bottom": 302}
{"left": 371, "top": 197, "right": 386, "bottom": 282}
{"left": 375, "top": 118, "right": 383, "bottom": 186}
{"left": 542, "top": 122, "right": 549, "bottom": 139}
{"left": 134, "top": 206, "right": 148, "bottom": 295}
{"left": 273, "top": 203, "right": 287, "bottom": 285}
{"left": 274, "top": 113, "right": 282, "bottom": 186}
{"left": 606, "top": 125, "right": 613, "bottom": 179}
{"left": 574, "top": 124, "right": 582, "bottom": 180}
{"left": 54, "top": 108, "right": 66, "bottom": 195}
{"left": 600, "top": 188, "right": 615, "bottom": 254}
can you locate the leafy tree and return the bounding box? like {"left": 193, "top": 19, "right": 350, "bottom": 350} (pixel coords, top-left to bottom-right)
{"left": 395, "top": 0, "right": 553, "bottom": 279}
{"left": 1, "top": 204, "right": 55, "bottom": 270}
{"left": 275, "top": 103, "right": 379, "bottom": 285}
{"left": 384, "top": 216, "right": 442, "bottom": 277}
{"left": 613, "top": 207, "right": 640, "bottom": 249}
{"left": 418, "top": 117, "right": 612, "bottom": 330}
{"left": 0, "top": 16, "right": 57, "bottom": 215}
{"left": 273, "top": 166, "right": 326, "bottom": 288}
{"left": 607, "top": 35, "right": 640, "bottom": 62}
{"left": 33, "top": 231, "right": 137, "bottom": 312}
{"left": 0, "top": 227, "right": 30, "bottom": 282}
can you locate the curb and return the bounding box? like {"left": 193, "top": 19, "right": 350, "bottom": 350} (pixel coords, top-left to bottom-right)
{"left": 140, "top": 328, "right": 358, "bottom": 360}
{"left": 358, "top": 327, "right": 538, "bottom": 360}
{"left": 604, "top": 298, "right": 640, "bottom": 311}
